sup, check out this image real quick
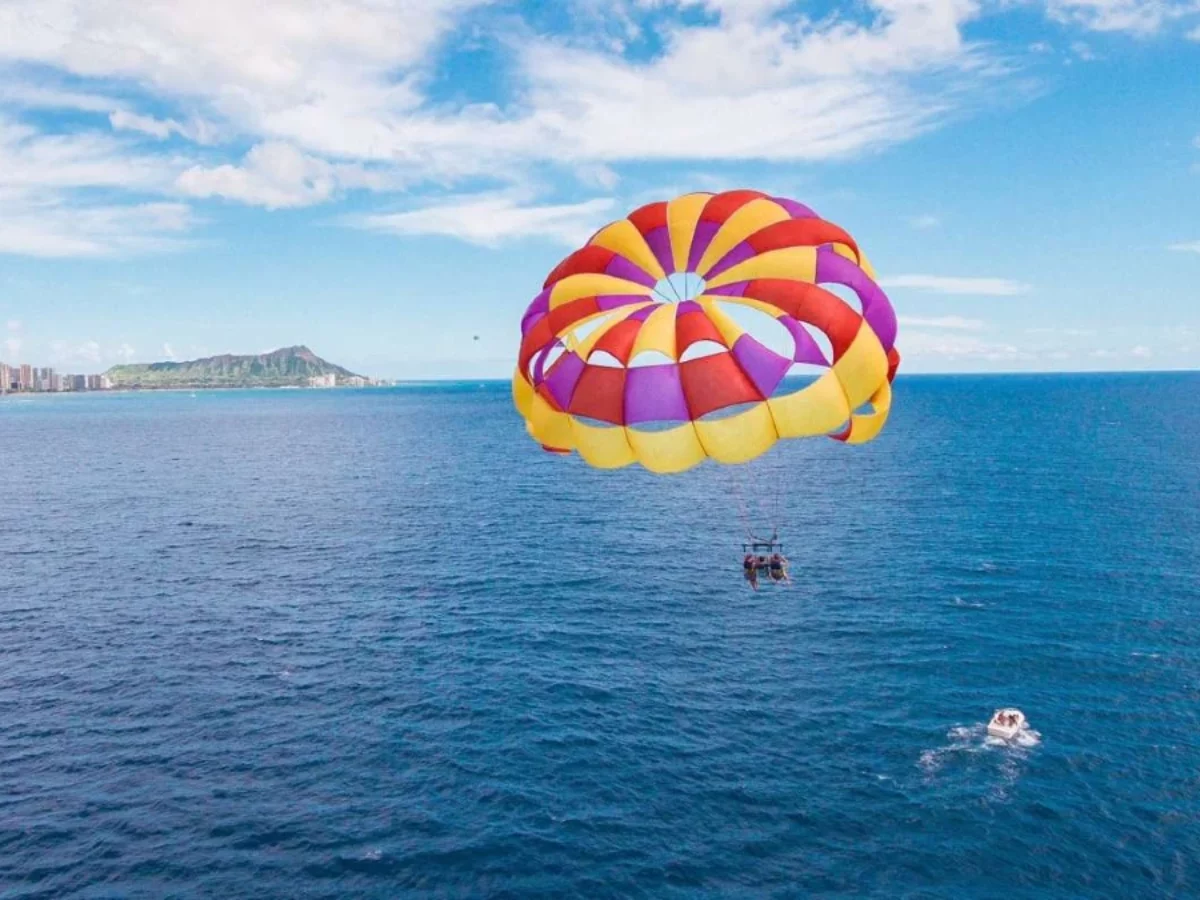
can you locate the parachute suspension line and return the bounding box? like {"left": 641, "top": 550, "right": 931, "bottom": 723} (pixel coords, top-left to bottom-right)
{"left": 726, "top": 465, "right": 755, "bottom": 541}
{"left": 770, "top": 476, "right": 782, "bottom": 540}
{"left": 726, "top": 463, "right": 776, "bottom": 545}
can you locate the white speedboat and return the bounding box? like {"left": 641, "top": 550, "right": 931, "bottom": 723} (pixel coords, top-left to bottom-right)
{"left": 987, "top": 708, "right": 1027, "bottom": 740}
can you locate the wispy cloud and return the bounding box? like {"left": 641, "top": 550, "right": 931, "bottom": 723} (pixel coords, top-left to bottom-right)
{"left": 1026, "top": 326, "right": 1096, "bottom": 337}
{"left": 901, "top": 330, "right": 1027, "bottom": 361}
{"left": 1046, "top": 0, "right": 1196, "bottom": 35}
{"left": 49, "top": 340, "right": 103, "bottom": 365}
{"left": 908, "top": 214, "right": 940, "bottom": 229}
{"left": 0, "top": 84, "right": 123, "bottom": 114}
{"left": 880, "top": 274, "right": 1032, "bottom": 295}
{"left": 0, "top": 0, "right": 1193, "bottom": 262}
{"left": 177, "top": 142, "right": 402, "bottom": 209}
{"left": 1070, "top": 41, "right": 1099, "bottom": 60}
{"left": 1168, "top": 240, "right": 1200, "bottom": 253}
{"left": 0, "top": 200, "right": 196, "bottom": 258}
{"left": 109, "top": 110, "right": 218, "bottom": 144}
{"left": 899, "top": 315, "right": 985, "bottom": 330}
{"left": 354, "top": 192, "right": 616, "bottom": 248}
{"left": 0, "top": 0, "right": 1005, "bottom": 257}
{"left": 0, "top": 114, "right": 196, "bottom": 257}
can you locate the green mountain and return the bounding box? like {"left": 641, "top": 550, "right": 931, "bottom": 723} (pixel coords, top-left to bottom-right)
{"left": 105, "top": 346, "right": 365, "bottom": 389}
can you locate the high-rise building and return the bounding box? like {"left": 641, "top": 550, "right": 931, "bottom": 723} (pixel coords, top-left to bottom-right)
{"left": 19, "top": 364, "right": 33, "bottom": 390}
{"left": 73, "top": 374, "right": 87, "bottom": 391}
{"left": 0, "top": 362, "right": 10, "bottom": 393}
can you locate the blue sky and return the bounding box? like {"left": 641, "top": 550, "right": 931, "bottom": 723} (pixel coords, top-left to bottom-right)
{"left": 1, "top": 0, "right": 1198, "bottom": 378}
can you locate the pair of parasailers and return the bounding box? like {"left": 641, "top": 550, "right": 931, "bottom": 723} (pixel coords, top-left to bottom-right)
{"left": 742, "top": 552, "right": 790, "bottom": 590}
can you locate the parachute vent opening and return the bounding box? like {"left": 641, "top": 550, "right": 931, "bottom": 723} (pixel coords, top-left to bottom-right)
{"left": 679, "top": 340, "right": 727, "bottom": 362}
{"left": 528, "top": 341, "right": 565, "bottom": 382}
{"left": 714, "top": 301, "right": 794, "bottom": 357}
{"left": 698, "top": 401, "right": 759, "bottom": 422}
{"left": 542, "top": 344, "right": 566, "bottom": 374}
{"left": 628, "top": 350, "right": 675, "bottom": 369}
{"left": 653, "top": 272, "right": 706, "bottom": 303}
{"left": 588, "top": 350, "right": 624, "bottom": 368}
{"left": 627, "top": 418, "right": 689, "bottom": 433}
{"left": 565, "top": 312, "right": 619, "bottom": 346}
{"left": 823, "top": 283, "right": 863, "bottom": 315}
{"left": 771, "top": 362, "right": 827, "bottom": 398}
{"left": 805, "top": 327, "right": 834, "bottom": 363}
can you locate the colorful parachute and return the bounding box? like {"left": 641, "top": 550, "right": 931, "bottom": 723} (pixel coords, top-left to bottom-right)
{"left": 513, "top": 190, "right": 900, "bottom": 473}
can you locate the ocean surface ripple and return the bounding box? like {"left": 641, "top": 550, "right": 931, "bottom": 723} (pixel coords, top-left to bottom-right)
{"left": 2, "top": 375, "right": 1198, "bottom": 897}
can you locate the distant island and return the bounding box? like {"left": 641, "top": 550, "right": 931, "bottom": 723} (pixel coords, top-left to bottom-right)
{"left": 105, "top": 346, "right": 379, "bottom": 390}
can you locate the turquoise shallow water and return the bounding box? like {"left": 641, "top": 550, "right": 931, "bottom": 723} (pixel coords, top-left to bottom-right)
{"left": 1, "top": 375, "right": 1198, "bottom": 897}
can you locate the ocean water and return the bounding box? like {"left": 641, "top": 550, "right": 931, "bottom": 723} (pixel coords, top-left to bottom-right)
{"left": 1, "top": 374, "right": 1198, "bottom": 898}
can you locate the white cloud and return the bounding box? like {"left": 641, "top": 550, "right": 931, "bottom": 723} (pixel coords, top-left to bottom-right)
{"left": 0, "top": 0, "right": 995, "bottom": 177}
{"left": 1026, "top": 326, "right": 1096, "bottom": 336}
{"left": 6, "top": 320, "right": 20, "bottom": 332}
{"left": 880, "top": 274, "right": 1031, "bottom": 295}
{"left": 509, "top": 0, "right": 992, "bottom": 168}
{"left": 901, "top": 329, "right": 1026, "bottom": 361}
{"left": 163, "top": 343, "right": 177, "bottom": 360}
{"left": 3, "top": 337, "right": 22, "bottom": 358}
{"left": 1169, "top": 240, "right": 1200, "bottom": 253}
{"left": 898, "top": 315, "right": 985, "bottom": 329}
{"left": 1028, "top": 41, "right": 1054, "bottom": 52}
{"left": 109, "top": 110, "right": 219, "bottom": 144}
{"left": 0, "top": 114, "right": 198, "bottom": 257}
{"left": 0, "top": 84, "right": 123, "bottom": 114}
{"left": 1189, "top": 24, "right": 1200, "bottom": 39}
{"left": 0, "top": 1, "right": 483, "bottom": 107}
{"left": 908, "top": 214, "right": 940, "bottom": 228}
{"left": 115, "top": 343, "right": 136, "bottom": 363}
{"left": 176, "top": 141, "right": 400, "bottom": 209}
{"left": 0, "top": 200, "right": 196, "bottom": 258}
{"left": 0, "top": 0, "right": 1187, "bottom": 262}
{"left": 0, "top": 116, "right": 177, "bottom": 193}
{"left": 1089, "top": 345, "right": 1160, "bottom": 361}
{"left": 1045, "top": 0, "right": 1194, "bottom": 34}
{"left": 1070, "top": 41, "right": 1098, "bottom": 60}
{"left": 48, "top": 339, "right": 102, "bottom": 365}
{"left": 355, "top": 192, "right": 616, "bottom": 247}
{"left": 178, "top": 142, "right": 338, "bottom": 209}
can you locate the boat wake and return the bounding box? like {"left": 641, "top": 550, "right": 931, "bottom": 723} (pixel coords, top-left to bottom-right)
{"left": 919, "top": 722, "right": 1041, "bottom": 801}
{"left": 950, "top": 596, "right": 986, "bottom": 609}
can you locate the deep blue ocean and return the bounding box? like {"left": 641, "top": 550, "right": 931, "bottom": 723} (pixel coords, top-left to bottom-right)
{"left": 2, "top": 375, "right": 1198, "bottom": 898}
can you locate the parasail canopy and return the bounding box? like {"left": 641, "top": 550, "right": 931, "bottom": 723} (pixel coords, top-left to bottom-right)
{"left": 513, "top": 190, "right": 900, "bottom": 473}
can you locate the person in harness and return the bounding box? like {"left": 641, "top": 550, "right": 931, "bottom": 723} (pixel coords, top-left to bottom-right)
{"left": 743, "top": 553, "right": 759, "bottom": 591}
{"left": 768, "top": 552, "right": 790, "bottom": 584}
